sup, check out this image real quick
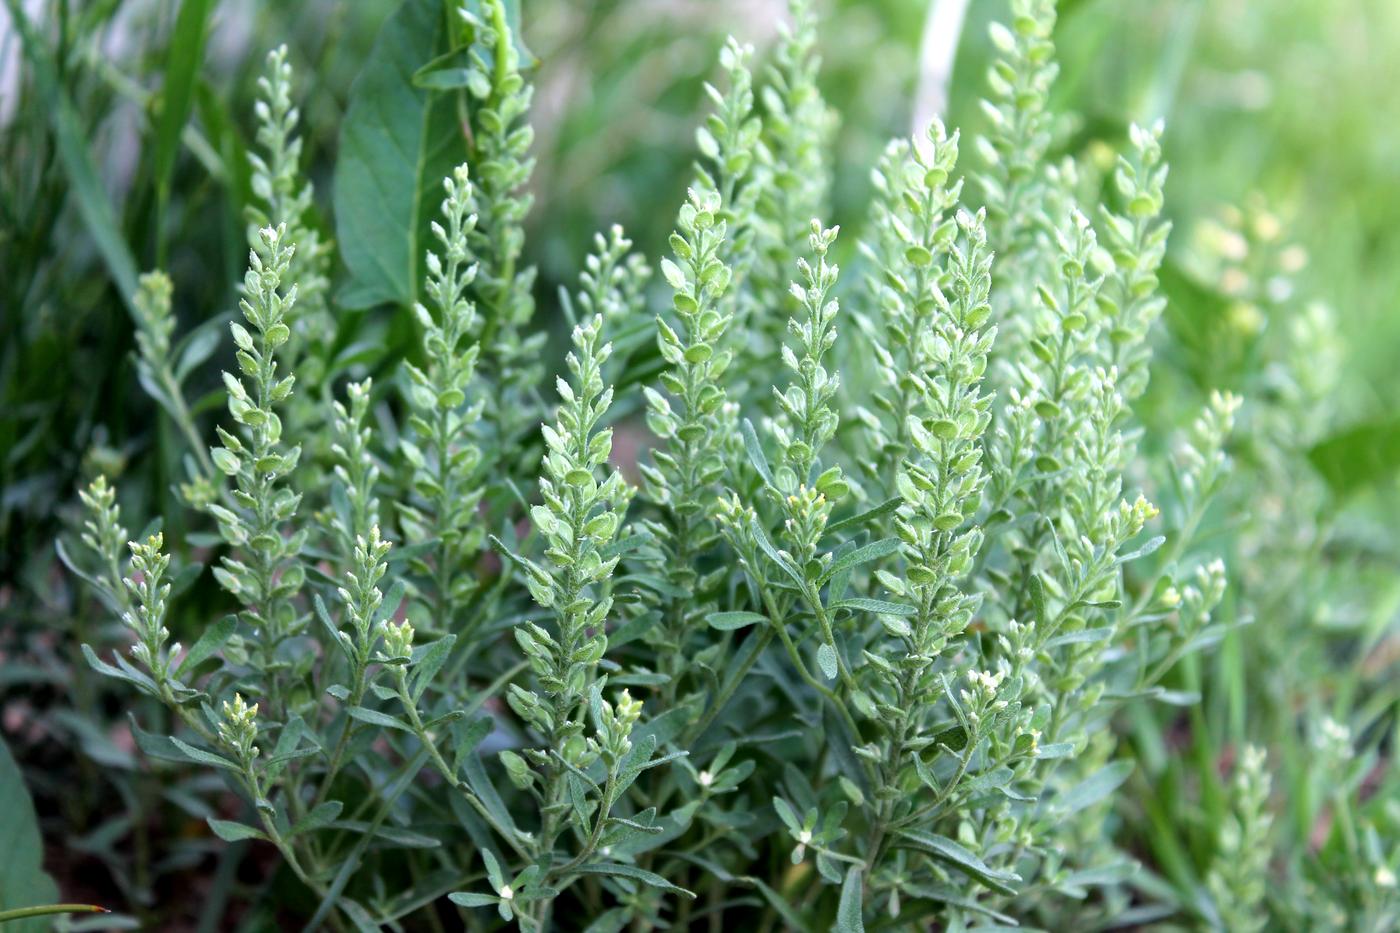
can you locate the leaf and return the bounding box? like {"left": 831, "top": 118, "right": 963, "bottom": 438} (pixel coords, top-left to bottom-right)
{"left": 174, "top": 321, "right": 223, "bottom": 382}
{"left": 1117, "top": 535, "right": 1166, "bottom": 564}
{"left": 573, "top": 863, "right": 696, "bottom": 899}
{"left": 175, "top": 614, "right": 236, "bottom": 678}
{"left": 749, "top": 517, "right": 806, "bottom": 588}
{"left": 1028, "top": 573, "right": 1050, "bottom": 626}
{"left": 741, "top": 419, "right": 775, "bottom": 488}
{"left": 461, "top": 752, "right": 521, "bottom": 840}
{"left": 410, "top": 634, "right": 456, "bottom": 702}
{"left": 894, "top": 829, "right": 1021, "bottom": 895}
{"left": 745, "top": 877, "right": 810, "bottom": 932}
{"left": 0, "top": 736, "right": 61, "bottom": 931}
{"left": 447, "top": 892, "right": 499, "bottom": 908}
{"left": 5, "top": 0, "right": 139, "bottom": 311}
{"left": 153, "top": 0, "right": 212, "bottom": 204}
{"left": 333, "top": 0, "right": 465, "bottom": 309}
{"left": 347, "top": 706, "right": 412, "bottom": 732}
{"left": 706, "top": 611, "right": 767, "bottom": 631}
{"left": 289, "top": 801, "right": 344, "bottom": 837}
{"left": 820, "top": 538, "right": 901, "bottom": 584}
{"left": 772, "top": 797, "right": 801, "bottom": 832}
{"left": 127, "top": 715, "right": 187, "bottom": 764}
{"left": 830, "top": 598, "right": 914, "bottom": 616}
{"left": 412, "top": 47, "right": 475, "bottom": 91}
{"left": 1308, "top": 417, "right": 1400, "bottom": 496}
{"left": 168, "top": 737, "right": 239, "bottom": 771}
{"left": 206, "top": 819, "right": 268, "bottom": 843}
{"left": 331, "top": 821, "right": 441, "bottom": 849}
{"left": 1034, "top": 742, "right": 1075, "bottom": 759}
{"left": 836, "top": 866, "right": 865, "bottom": 933}
{"left": 826, "top": 496, "right": 902, "bottom": 536}
{"left": 1044, "top": 626, "right": 1114, "bottom": 649}
{"left": 816, "top": 643, "right": 839, "bottom": 680}
{"left": 1056, "top": 760, "right": 1134, "bottom": 813}
{"left": 898, "top": 882, "right": 1017, "bottom": 926}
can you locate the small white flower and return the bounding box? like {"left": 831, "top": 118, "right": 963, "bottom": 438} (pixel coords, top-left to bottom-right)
{"left": 797, "top": 830, "right": 812, "bottom": 845}
{"left": 698, "top": 770, "right": 714, "bottom": 788}
{"left": 498, "top": 884, "right": 514, "bottom": 901}
{"left": 1376, "top": 866, "right": 1396, "bottom": 888}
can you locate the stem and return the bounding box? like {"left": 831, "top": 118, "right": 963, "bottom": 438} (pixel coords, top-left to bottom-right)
{"left": 160, "top": 362, "right": 214, "bottom": 476}
{"left": 0, "top": 905, "right": 109, "bottom": 922}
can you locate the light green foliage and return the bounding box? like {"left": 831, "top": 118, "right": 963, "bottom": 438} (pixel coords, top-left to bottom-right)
{"left": 248, "top": 46, "right": 332, "bottom": 375}
{"left": 978, "top": 0, "right": 1058, "bottom": 259}
{"left": 400, "top": 164, "right": 487, "bottom": 629}
{"left": 641, "top": 185, "right": 737, "bottom": 696}
{"left": 1098, "top": 121, "right": 1170, "bottom": 400}
{"left": 1206, "top": 745, "right": 1272, "bottom": 932}
{"left": 326, "top": 378, "right": 382, "bottom": 565}
{"left": 749, "top": 0, "right": 837, "bottom": 362}
{"left": 464, "top": 0, "right": 544, "bottom": 456}
{"left": 57, "top": 1, "right": 1390, "bottom": 930}
{"left": 130, "top": 270, "right": 216, "bottom": 484}
{"left": 208, "top": 225, "right": 306, "bottom": 665}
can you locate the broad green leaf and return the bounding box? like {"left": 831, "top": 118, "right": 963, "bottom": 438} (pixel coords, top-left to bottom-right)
{"left": 816, "top": 642, "right": 839, "bottom": 680}
{"left": 0, "top": 736, "right": 61, "bottom": 932}
{"left": 334, "top": 0, "right": 465, "bottom": 309}
{"left": 1308, "top": 417, "right": 1400, "bottom": 497}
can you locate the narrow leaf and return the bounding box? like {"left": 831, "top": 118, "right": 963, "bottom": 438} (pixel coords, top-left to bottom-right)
{"left": 6, "top": 0, "right": 138, "bottom": 309}
{"left": 206, "top": 819, "right": 268, "bottom": 843}
{"left": 836, "top": 866, "right": 865, "bottom": 933}
{"left": 895, "top": 829, "right": 1021, "bottom": 895}
{"left": 706, "top": 611, "right": 767, "bottom": 631}
{"left": 573, "top": 863, "right": 696, "bottom": 899}
{"left": 154, "top": 0, "right": 212, "bottom": 202}
{"left": 741, "top": 419, "right": 776, "bottom": 488}
{"left": 347, "top": 706, "right": 411, "bottom": 732}
{"left": 175, "top": 614, "right": 236, "bottom": 678}
{"left": 826, "top": 496, "right": 902, "bottom": 536}
{"left": 830, "top": 598, "right": 914, "bottom": 616}
{"left": 821, "top": 538, "right": 901, "bottom": 584}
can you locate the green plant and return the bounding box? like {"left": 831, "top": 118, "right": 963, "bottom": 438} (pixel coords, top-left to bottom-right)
{"left": 14, "top": 0, "right": 1388, "bottom": 930}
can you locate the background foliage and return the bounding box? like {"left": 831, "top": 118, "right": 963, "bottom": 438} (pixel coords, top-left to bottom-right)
{"left": 1, "top": 0, "right": 1397, "bottom": 929}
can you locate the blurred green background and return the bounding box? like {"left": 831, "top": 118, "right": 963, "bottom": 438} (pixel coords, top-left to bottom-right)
{"left": 2, "top": 0, "right": 1398, "bottom": 925}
